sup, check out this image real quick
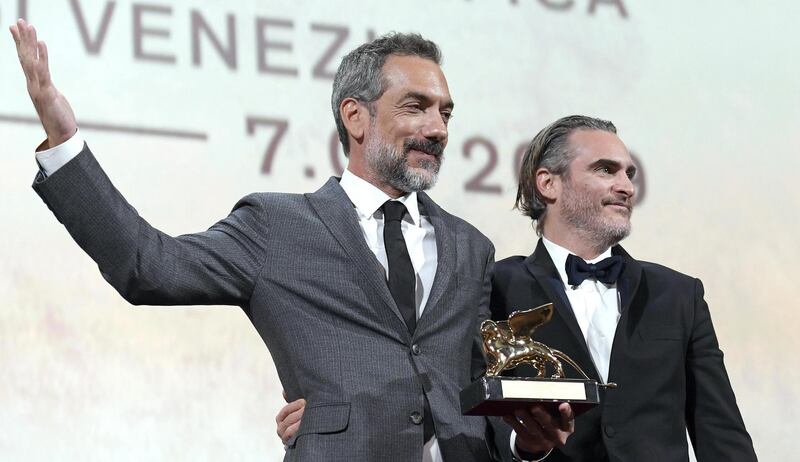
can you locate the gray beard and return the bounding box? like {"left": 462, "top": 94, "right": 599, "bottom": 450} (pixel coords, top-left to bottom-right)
{"left": 560, "top": 182, "right": 631, "bottom": 251}
{"left": 365, "top": 138, "right": 441, "bottom": 193}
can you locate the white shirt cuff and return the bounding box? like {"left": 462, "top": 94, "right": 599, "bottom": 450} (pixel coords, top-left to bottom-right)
{"left": 510, "top": 431, "right": 552, "bottom": 462}
{"left": 35, "top": 128, "right": 84, "bottom": 177}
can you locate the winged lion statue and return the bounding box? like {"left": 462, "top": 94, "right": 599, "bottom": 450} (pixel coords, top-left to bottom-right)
{"left": 481, "top": 303, "right": 590, "bottom": 379}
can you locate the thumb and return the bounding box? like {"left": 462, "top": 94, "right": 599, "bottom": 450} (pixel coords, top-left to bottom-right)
{"left": 559, "top": 403, "right": 575, "bottom": 432}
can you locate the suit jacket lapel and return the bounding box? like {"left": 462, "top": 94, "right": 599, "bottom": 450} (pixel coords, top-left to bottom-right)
{"left": 606, "top": 244, "right": 644, "bottom": 382}
{"left": 305, "top": 178, "right": 408, "bottom": 338}
{"left": 524, "top": 239, "right": 597, "bottom": 377}
{"left": 612, "top": 244, "right": 642, "bottom": 315}
{"left": 416, "top": 192, "right": 454, "bottom": 327}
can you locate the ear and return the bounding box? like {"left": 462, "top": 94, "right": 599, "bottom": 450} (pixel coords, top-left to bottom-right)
{"left": 340, "top": 97, "right": 368, "bottom": 146}
{"left": 535, "top": 167, "right": 559, "bottom": 203}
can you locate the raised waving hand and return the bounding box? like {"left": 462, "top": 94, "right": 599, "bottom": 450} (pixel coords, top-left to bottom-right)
{"left": 10, "top": 18, "right": 77, "bottom": 148}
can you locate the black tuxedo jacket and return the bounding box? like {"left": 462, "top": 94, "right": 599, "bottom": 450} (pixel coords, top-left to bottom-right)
{"left": 490, "top": 240, "right": 756, "bottom": 462}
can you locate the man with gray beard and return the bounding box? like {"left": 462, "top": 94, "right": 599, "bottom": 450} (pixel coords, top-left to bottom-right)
{"left": 11, "top": 18, "right": 571, "bottom": 462}
{"left": 490, "top": 115, "right": 757, "bottom": 461}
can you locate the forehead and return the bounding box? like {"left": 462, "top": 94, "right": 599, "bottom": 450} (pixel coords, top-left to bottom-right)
{"left": 379, "top": 54, "right": 451, "bottom": 101}
{"left": 567, "top": 129, "right": 632, "bottom": 166}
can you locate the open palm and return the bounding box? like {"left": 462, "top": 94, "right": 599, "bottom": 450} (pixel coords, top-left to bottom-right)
{"left": 10, "top": 18, "right": 77, "bottom": 148}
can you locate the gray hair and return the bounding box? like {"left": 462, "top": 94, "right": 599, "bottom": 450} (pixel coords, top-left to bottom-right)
{"left": 515, "top": 115, "right": 617, "bottom": 235}
{"left": 331, "top": 32, "right": 442, "bottom": 155}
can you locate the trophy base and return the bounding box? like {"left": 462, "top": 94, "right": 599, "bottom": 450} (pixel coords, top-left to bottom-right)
{"left": 460, "top": 376, "right": 600, "bottom": 416}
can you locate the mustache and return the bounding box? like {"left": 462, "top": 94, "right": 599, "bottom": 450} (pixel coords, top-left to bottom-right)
{"left": 403, "top": 138, "right": 444, "bottom": 158}
{"left": 603, "top": 197, "right": 633, "bottom": 210}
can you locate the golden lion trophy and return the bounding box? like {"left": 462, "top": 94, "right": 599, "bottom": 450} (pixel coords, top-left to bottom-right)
{"left": 460, "top": 303, "right": 607, "bottom": 416}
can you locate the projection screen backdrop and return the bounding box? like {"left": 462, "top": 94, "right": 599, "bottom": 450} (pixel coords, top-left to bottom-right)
{"left": 1, "top": 0, "right": 798, "bottom": 460}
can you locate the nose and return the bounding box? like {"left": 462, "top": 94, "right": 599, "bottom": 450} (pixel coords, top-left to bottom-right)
{"left": 421, "top": 109, "right": 448, "bottom": 143}
{"left": 615, "top": 172, "right": 635, "bottom": 198}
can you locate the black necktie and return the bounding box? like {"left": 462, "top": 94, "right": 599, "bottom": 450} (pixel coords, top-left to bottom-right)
{"left": 383, "top": 201, "right": 435, "bottom": 442}
{"left": 382, "top": 201, "right": 417, "bottom": 335}
{"left": 565, "top": 254, "right": 624, "bottom": 286}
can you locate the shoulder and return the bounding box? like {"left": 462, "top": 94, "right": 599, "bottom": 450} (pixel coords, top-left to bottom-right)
{"left": 491, "top": 256, "right": 530, "bottom": 292}
{"left": 617, "top": 244, "right": 698, "bottom": 286}
{"left": 453, "top": 213, "right": 492, "bottom": 244}
{"left": 234, "top": 191, "right": 308, "bottom": 211}
{"left": 429, "top": 198, "right": 494, "bottom": 252}
{"left": 226, "top": 192, "right": 310, "bottom": 232}
{"left": 635, "top": 259, "right": 702, "bottom": 297}
{"left": 494, "top": 255, "right": 528, "bottom": 276}
{"left": 638, "top": 259, "right": 696, "bottom": 283}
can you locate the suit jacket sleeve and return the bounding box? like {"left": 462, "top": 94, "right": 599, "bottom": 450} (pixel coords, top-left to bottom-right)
{"left": 32, "top": 145, "right": 266, "bottom": 307}
{"left": 685, "top": 279, "right": 757, "bottom": 461}
{"left": 475, "top": 247, "right": 517, "bottom": 462}
{"left": 472, "top": 245, "right": 494, "bottom": 380}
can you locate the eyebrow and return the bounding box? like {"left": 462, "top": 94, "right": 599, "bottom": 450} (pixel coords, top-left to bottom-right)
{"left": 400, "top": 91, "right": 455, "bottom": 111}
{"left": 589, "top": 158, "right": 637, "bottom": 177}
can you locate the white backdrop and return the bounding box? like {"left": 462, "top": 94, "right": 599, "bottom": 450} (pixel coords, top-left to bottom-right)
{"left": 1, "top": 1, "right": 797, "bottom": 460}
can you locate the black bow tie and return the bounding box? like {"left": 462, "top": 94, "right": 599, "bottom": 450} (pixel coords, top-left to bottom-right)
{"left": 565, "top": 254, "right": 624, "bottom": 286}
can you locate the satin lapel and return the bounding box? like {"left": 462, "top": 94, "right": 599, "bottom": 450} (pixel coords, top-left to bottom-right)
{"left": 523, "top": 240, "right": 593, "bottom": 361}
{"left": 305, "top": 178, "right": 407, "bottom": 337}
{"left": 612, "top": 245, "right": 643, "bottom": 315}
{"left": 416, "top": 192, "right": 454, "bottom": 327}
{"left": 607, "top": 245, "right": 644, "bottom": 382}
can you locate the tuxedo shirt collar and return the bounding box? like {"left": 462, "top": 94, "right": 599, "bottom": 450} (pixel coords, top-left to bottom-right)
{"left": 542, "top": 237, "right": 612, "bottom": 288}
{"left": 340, "top": 168, "right": 422, "bottom": 226}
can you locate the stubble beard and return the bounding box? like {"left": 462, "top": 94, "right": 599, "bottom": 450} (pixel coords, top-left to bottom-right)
{"left": 365, "top": 135, "right": 443, "bottom": 193}
{"left": 560, "top": 179, "right": 632, "bottom": 251}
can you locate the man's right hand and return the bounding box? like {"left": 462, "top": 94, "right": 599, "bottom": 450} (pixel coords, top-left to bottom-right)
{"left": 10, "top": 18, "right": 77, "bottom": 149}
{"left": 504, "top": 402, "right": 575, "bottom": 459}
{"left": 276, "top": 392, "right": 306, "bottom": 446}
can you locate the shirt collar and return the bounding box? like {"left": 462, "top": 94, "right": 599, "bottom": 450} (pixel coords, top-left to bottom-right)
{"left": 542, "top": 237, "right": 612, "bottom": 287}
{"left": 340, "top": 169, "right": 421, "bottom": 226}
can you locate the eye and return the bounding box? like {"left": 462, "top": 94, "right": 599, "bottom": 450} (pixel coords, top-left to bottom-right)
{"left": 595, "top": 165, "right": 611, "bottom": 174}
{"left": 441, "top": 111, "right": 453, "bottom": 123}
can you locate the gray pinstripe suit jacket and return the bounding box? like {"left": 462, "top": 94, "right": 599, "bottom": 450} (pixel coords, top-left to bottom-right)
{"left": 33, "top": 146, "right": 499, "bottom": 462}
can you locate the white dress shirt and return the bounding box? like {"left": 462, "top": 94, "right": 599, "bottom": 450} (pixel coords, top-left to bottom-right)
{"left": 338, "top": 169, "right": 438, "bottom": 322}
{"left": 510, "top": 238, "right": 620, "bottom": 462}
{"left": 541, "top": 237, "right": 619, "bottom": 383}
{"left": 338, "top": 169, "right": 442, "bottom": 462}
{"left": 34, "top": 129, "right": 84, "bottom": 176}
{"left": 34, "top": 132, "right": 444, "bottom": 462}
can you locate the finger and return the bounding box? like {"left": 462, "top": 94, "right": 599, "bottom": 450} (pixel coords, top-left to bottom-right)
{"left": 276, "top": 405, "right": 291, "bottom": 423}
{"left": 18, "top": 19, "right": 31, "bottom": 47}
{"left": 503, "top": 415, "right": 541, "bottom": 441}
{"left": 558, "top": 403, "right": 575, "bottom": 432}
{"left": 285, "top": 407, "right": 304, "bottom": 426}
{"left": 277, "top": 407, "right": 304, "bottom": 440}
{"left": 528, "top": 406, "right": 562, "bottom": 443}
{"left": 15, "top": 21, "right": 36, "bottom": 75}
{"left": 9, "top": 23, "right": 21, "bottom": 46}
{"left": 29, "top": 24, "right": 38, "bottom": 59}
{"left": 512, "top": 410, "right": 548, "bottom": 441}
{"left": 14, "top": 18, "right": 26, "bottom": 42}
{"left": 276, "top": 399, "right": 306, "bottom": 421}
{"left": 37, "top": 41, "right": 52, "bottom": 86}
{"left": 24, "top": 22, "right": 39, "bottom": 62}
{"left": 276, "top": 407, "right": 294, "bottom": 433}
{"left": 504, "top": 414, "right": 548, "bottom": 452}
{"left": 282, "top": 421, "right": 301, "bottom": 445}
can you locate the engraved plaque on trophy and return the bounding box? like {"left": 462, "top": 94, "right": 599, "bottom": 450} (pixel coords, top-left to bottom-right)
{"left": 460, "top": 303, "right": 608, "bottom": 416}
